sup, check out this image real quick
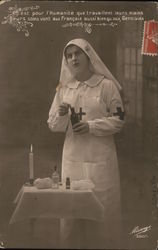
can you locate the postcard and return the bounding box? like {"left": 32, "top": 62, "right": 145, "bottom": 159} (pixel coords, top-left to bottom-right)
{"left": 0, "top": 1, "right": 157, "bottom": 249}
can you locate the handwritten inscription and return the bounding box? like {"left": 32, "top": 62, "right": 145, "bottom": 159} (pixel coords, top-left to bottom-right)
{"left": 1, "top": 5, "right": 144, "bottom": 36}
{"left": 130, "top": 225, "right": 152, "bottom": 239}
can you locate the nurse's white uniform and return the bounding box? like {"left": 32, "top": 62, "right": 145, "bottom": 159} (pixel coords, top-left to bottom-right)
{"left": 47, "top": 39, "right": 124, "bottom": 249}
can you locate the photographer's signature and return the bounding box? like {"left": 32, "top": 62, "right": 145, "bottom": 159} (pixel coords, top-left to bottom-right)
{"left": 130, "top": 225, "right": 151, "bottom": 238}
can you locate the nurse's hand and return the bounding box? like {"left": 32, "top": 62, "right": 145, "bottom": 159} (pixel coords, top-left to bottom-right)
{"left": 72, "top": 122, "right": 89, "bottom": 134}
{"left": 58, "top": 103, "right": 70, "bottom": 116}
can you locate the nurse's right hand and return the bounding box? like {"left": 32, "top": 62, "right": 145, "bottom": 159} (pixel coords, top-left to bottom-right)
{"left": 58, "top": 103, "right": 70, "bottom": 116}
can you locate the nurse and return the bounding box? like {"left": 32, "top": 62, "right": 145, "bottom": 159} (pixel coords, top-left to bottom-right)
{"left": 47, "top": 38, "right": 125, "bottom": 249}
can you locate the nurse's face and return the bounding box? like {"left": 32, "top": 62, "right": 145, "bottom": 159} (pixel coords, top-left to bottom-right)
{"left": 65, "top": 45, "right": 90, "bottom": 80}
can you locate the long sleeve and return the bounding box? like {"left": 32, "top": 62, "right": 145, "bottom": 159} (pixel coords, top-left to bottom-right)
{"left": 88, "top": 80, "right": 125, "bottom": 136}
{"left": 47, "top": 88, "right": 70, "bottom": 133}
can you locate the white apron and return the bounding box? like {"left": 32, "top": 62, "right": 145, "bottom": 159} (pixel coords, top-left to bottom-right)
{"left": 48, "top": 74, "right": 124, "bottom": 249}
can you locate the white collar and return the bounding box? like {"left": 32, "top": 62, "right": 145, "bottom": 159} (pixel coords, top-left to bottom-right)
{"left": 67, "top": 74, "right": 105, "bottom": 89}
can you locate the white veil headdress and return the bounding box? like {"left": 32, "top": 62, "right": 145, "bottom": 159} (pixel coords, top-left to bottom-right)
{"left": 59, "top": 38, "right": 122, "bottom": 91}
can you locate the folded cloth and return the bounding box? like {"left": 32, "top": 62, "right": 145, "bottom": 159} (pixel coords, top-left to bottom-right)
{"left": 71, "top": 179, "right": 95, "bottom": 190}
{"left": 33, "top": 177, "right": 52, "bottom": 189}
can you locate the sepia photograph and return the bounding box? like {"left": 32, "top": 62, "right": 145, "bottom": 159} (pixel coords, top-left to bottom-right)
{"left": 0, "top": 0, "right": 157, "bottom": 249}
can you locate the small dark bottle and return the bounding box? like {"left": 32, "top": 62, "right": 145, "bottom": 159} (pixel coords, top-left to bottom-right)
{"left": 70, "top": 107, "right": 79, "bottom": 126}
{"left": 66, "top": 177, "right": 70, "bottom": 189}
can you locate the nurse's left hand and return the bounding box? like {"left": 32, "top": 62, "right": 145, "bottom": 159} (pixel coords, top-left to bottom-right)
{"left": 72, "top": 122, "right": 89, "bottom": 134}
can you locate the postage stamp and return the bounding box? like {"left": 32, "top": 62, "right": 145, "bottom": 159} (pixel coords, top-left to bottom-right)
{"left": 142, "top": 20, "right": 158, "bottom": 56}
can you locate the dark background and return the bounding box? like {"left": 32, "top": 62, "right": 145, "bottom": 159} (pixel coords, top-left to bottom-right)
{"left": 0, "top": 1, "right": 157, "bottom": 249}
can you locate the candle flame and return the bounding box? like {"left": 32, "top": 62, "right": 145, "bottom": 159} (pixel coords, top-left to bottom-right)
{"left": 30, "top": 144, "right": 33, "bottom": 153}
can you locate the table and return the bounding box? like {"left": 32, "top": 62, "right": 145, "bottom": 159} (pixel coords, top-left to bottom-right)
{"left": 10, "top": 185, "right": 104, "bottom": 224}
{"left": 9, "top": 185, "right": 104, "bottom": 248}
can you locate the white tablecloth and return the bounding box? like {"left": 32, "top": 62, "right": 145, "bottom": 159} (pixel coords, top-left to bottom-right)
{"left": 10, "top": 185, "right": 104, "bottom": 224}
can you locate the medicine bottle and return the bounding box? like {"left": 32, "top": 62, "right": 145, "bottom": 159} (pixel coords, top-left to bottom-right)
{"left": 66, "top": 177, "right": 70, "bottom": 189}
{"left": 52, "top": 166, "right": 59, "bottom": 189}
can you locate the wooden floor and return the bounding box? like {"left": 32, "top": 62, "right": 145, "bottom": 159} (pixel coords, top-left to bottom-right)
{"left": 0, "top": 145, "right": 157, "bottom": 249}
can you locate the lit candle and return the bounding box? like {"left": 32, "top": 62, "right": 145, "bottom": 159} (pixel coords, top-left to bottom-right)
{"left": 29, "top": 144, "right": 34, "bottom": 181}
